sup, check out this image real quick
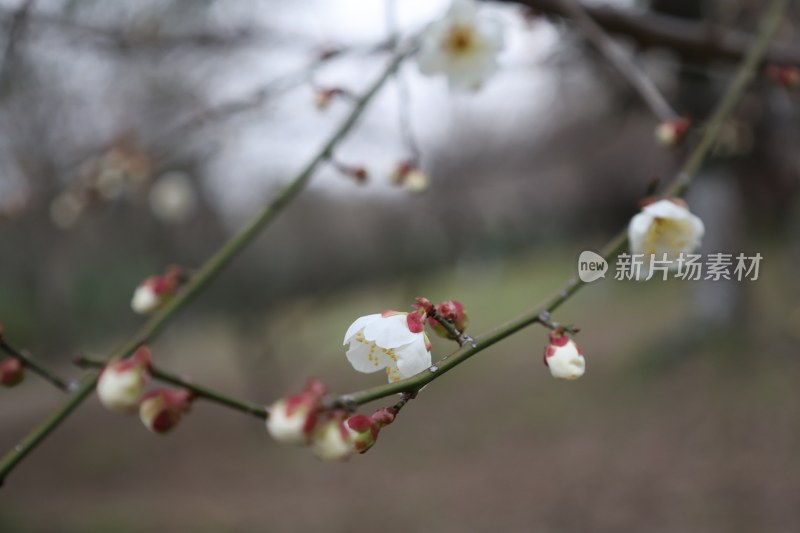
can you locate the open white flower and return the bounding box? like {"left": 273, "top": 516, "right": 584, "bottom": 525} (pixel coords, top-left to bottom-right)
{"left": 544, "top": 332, "right": 585, "bottom": 380}
{"left": 628, "top": 198, "right": 705, "bottom": 265}
{"left": 416, "top": 0, "right": 505, "bottom": 91}
{"left": 344, "top": 311, "right": 431, "bottom": 383}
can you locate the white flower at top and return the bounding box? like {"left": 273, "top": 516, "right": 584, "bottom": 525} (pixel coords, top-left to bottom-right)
{"left": 628, "top": 198, "right": 705, "bottom": 265}
{"left": 416, "top": 0, "right": 505, "bottom": 92}
{"left": 344, "top": 311, "right": 432, "bottom": 383}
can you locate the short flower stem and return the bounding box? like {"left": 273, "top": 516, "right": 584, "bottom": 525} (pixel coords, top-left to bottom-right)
{"left": 336, "top": 0, "right": 790, "bottom": 408}
{"left": 536, "top": 312, "right": 580, "bottom": 335}
{"left": 0, "top": 340, "right": 72, "bottom": 392}
{"left": 0, "top": 48, "right": 411, "bottom": 485}
{"left": 427, "top": 309, "right": 476, "bottom": 348}
{"left": 389, "top": 391, "right": 416, "bottom": 415}
{"left": 74, "top": 356, "right": 267, "bottom": 420}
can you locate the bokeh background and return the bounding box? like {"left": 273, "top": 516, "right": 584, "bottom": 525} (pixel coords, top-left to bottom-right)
{"left": 1, "top": 0, "right": 800, "bottom": 531}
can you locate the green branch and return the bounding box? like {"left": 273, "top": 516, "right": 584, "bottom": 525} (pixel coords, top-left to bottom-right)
{"left": 0, "top": 340, "right": 72, "bottom": 392}
{"left": 335, "top": 0, "right": 789, "bottom": 408}
{"left": 0, "top": 49, "right": 409, "bottom": 486}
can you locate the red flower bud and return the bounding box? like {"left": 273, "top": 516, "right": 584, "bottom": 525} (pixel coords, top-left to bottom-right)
{"left": 139, "top": 388, "right": 193, "bottom": 434}
{"left": 428, "top": 300, "right": 469, "bottom": 339}
{"left": 0, "top": 358, "right": 24, "bottom": 387}
{"left": 767, "top": 65, "right": 800, "bottom": 89}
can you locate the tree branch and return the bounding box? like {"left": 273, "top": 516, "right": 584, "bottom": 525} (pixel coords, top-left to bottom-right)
{"left": 0, "top": 339, "right": 72, "bottom": 392}
{"left": 497, "top": 0, "right": 800, "bottom": 67}
{"left": 0, "top": 48, "right": 410, "bottom": 486}
{"left": 334, "top": 0, "right": 790, "bottom": 408}
{"left": 556, "top": 0, "right": 678, "bottom": 121}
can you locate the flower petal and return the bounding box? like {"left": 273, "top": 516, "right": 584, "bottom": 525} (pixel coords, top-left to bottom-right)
{"left": 362, "top": 314, "right": 418, "bottom": 348}
{"left": 346, "top": 330, "right": 399, "bottom": 374}
{"left": 343, "top": 314, "right": 381, "bottom": 345}
{"left": 395, "top": 338, "right": 433, "bottom": 379}
{"left": 628, "top": 211, "right": 654, "bottom": 255}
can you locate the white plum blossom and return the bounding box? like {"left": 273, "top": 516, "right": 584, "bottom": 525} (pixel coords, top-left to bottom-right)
{"left": 96, "top": 347, "right": 151, "bottom": 412}
{"left": 416, "top": 0, "right": 505, "bottom": 91}
{"left": 344, "top": 311, "right": 432, "bottom": 383}
{"left": 149, "top": 172, "right": 198, "bottom": 224}
{"left": 628, "top": 198, "right": 705, "bottom": 266}
{"left": 543, "top": 332, "right": 585, "bottom": 380}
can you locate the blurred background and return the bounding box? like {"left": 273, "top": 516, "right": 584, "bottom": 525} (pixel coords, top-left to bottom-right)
{"left": 1, "top": 0, "right": 800, "bottom": 531}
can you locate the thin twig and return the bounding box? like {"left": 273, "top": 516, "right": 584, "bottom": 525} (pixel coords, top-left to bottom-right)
{"left": 558, "top": 0, "right": 678, "bottom": 121}
{"left": 497, "top": 0, "right": 800, "bottom": 67}
{"left": 74, "top": 356, "right": 267, "bottom": 420}
{"left": 0, "top": 340, "right": 71, "bottom": 392}
{"left": 0, "top": 48, "right": 411, "bottom": 486}
{"left": 336, "top": 0, "right": 790, "bottom": 408}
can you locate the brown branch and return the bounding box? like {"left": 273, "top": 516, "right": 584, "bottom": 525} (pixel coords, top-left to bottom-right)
{"left": 497, "top": 0, "right": 800, "bottom": 67}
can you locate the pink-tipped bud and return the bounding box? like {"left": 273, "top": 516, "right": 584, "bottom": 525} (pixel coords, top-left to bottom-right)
{"left": 311, "top": 411, "right": 354, "bottom": 462}
{"left": 139, "top": 388, "right": 194, "bottom": 434}
{"left": 266, "top": 378, "right": 327, "bottom": 445}
{"left": 766, "top": 65, "right": 800, "bottom": 89}
{"left": 428, "top": 300, "right": 469, "bottom": 339}
{"left": 344, "top": 406, "right": 397, "bottom": 454}
{"left": 414, "top": 296, "right": 435, "bottom": 314}
{"left": 654, "top": 117, "right": 691, "bottom": 147}
{"left": 390, "top": 162, "right": 429, "bottom": 193}
{"left": 348, "top": 165, "right": 369, "bottom": 184}
{"left": 0, "top": 358, "right": 24, "bottom": 387}
{"left": 543, "top": 330, "right": 585, "bottom": 380}
{"left": 97, "top": 346, "right": 152, "bottom": 412}
{"left": 313, "top": 87, "right": 343, "bottom": 110}
{"left": 131, "top": 266, "right": 185, "bottom": 315}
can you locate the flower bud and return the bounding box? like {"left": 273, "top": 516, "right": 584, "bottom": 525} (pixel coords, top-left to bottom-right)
{"left": 428, "top": 300, "right": 469, "bottom": 339}
{"left": 266, "top": 378, "right": 327, "bottom": 445}
{"left": 654, "top": 117, "right": 691, "bottom": 146}
{"left": 543, "top": 330, "right": 585, "bottom": 380}
{"left": 312, "top": 412, "right": 354, "bottom": 462}
{"left": 390, "top": 162, "right": 430, "bottom": 193}
{"left": 313, "top": 87, "right": 343, "bottom": 110}
{"left": 767, "top": 65, "right": 800, "bottom": 89}
{"left": 0, "top": 358, "right": 24, "bottom": 387}
{"left": 345, "top": 406, "right": 396, "bottom": 454}
{"left": 97, "top": 346, "right": 152, "bottom": 412}
{"left": 131, "top": 266, "right": 185, "bottom": 315}
{"left": 139, "top": 388, "right": 194, "bottom": 434}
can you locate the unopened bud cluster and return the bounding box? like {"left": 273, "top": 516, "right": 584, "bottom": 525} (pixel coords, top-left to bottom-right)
{"left": 96, "top": 345, "right": 194, "bottom": 434}
{"left": 266, "top": 379, "right": 396, "bottom": 462}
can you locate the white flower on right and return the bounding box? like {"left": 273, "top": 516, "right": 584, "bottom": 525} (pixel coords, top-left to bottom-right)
{"left": 416, "top": 0, "right": 505, "bottom": 91}
{"left": 628, "top": 198, "right": 705, "bottom": 265}
{"left": 344, "top": 311, "right": 431, "bottom": 383}
{"left": 543, "top": 331, "right": 585, "bottom": 380}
